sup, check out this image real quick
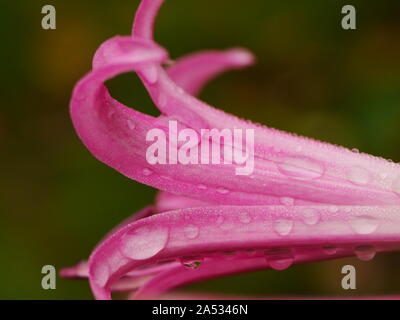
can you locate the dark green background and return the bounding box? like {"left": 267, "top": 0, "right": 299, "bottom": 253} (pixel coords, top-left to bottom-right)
{"left": 1, "top": 0, "right": 400, "bottom": 299}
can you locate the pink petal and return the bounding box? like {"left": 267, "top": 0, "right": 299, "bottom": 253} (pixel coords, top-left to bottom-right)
{"left": 66, "top": 0, "right": 400, "bottom": 300}
{"left": 167, "top": 49, "right": 255, "bottom": 96}
{"left": 70, "top": 1, "right": 400, "bottom": 207}
{"left": 60, "top": 260, "right": 88, "bottom": 278}
{"left": 155, "top": 191, "right": 211, "bottom": 213}
{"left": 86, "top": 205, "right": 400, "bottom": 299}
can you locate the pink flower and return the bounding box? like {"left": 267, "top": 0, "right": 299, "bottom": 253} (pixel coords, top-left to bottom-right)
{"left": 63, "top": 0, "right": 400, "bottom": 299}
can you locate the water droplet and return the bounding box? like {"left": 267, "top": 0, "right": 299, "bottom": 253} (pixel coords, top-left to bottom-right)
{"left": 351, "top": 148, "right": 359, "bottom": 153}
{"left": 354, "top": 245, "right": 376, "bottom": 261}
{"left": 126, "top": 119, "right": 136, "bottom": 130}
{"left": 391, "top": 176, "right": 400, "bottom": 196}
{"left": 303, "top": 208, "right": 320, "bottom": 225}
{"left": 269, "top": 258, "right": 293, "bottom": 271}
{"left": 239, "top": 212, "right": 251, "bottom": 223}
{"left": 350, "top": 215, "right": 379, "bottom": 235}
{"left": 346, "top": 166, "right": 370, "bottom": 185}
{"left": 141, "top": 64, "right": 158, "bottom": 84}
{"left": 322, "top": 245, "right": 338, "bottom": 255}
{"left": 197, "top": 184, "right": 207, "bottom": 190}
{"left": 273, "top": 219, "right": 294, "bottom": 236}
{"left": 120, "top": 225, "right": 169, "bottom": 260}
{"left": 328, "top": 205, "right": 339, "bottom": 213}
{"left": 142, "top": 168, "right": 153, "bottom": 176}
{"left": 265, "top": 248, "right": 294, "bottom": 270}
{"left": 183, "top": 225, "right": 199, "bottom": 239}
{"left": 180, "top": 256, "right": 203, "bottom": 269}
{"left": 217, "top": 188, "right": 229, "bottom": 194}
{"left": 277, "top": 157, "right": 324, "bottom": 180}
{"left": 280, "top": 197, "right": 294, "bottom": 206}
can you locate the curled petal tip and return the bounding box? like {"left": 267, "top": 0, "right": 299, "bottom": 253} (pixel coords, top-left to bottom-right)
{"left": 92, "top": 36, "right": 168, "bottom": 70}
{"left": 225, "top": 48, "right": 256, "bottom": 67}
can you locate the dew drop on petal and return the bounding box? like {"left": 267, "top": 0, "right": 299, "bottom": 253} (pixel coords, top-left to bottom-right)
{"left": 120, "top": 225, "right": 169, "bottom": 260}
{"left": 239, "top": 212, "right": 251, "bottom": 223}
{"left": 354, "top": 245, "right": 376, "bottom": 261}
{"left": 269, "top": 258, "right": 293, "bottom": 271}
{"left": 183, "top": 225, "right": 199, "bottom": 239}
{"left": 277, "top": 157, "right": 324, "bottom": 180}
{"left": 280, "top": 197, "right": 294, "bottom": 206}
{"left": 350, "top": 215, "right": 379, "bottom": 235}
{"left": 346, "top": 166, "right": 370, "bottom": 185}
{"left": 273, "top": 219, "right": 293, "bottom": 236}
{"left": 322, "top": 245, "right": 338, "bottom": 255}
{"left": 265, "top": 248, "right": 294, "bottom": 270}
{"left": 303, "top": 208, "right": 320, "bottom": 225}
{"left": 142, "top": 168, "right": 153, "bottom": 176}
{"left": 180, "top": 256, "right": 203, "bottom": 269}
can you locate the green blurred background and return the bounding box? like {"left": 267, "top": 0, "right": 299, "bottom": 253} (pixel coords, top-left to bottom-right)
{"left": 1, "top": 0, "right": 400, "bottom": 299}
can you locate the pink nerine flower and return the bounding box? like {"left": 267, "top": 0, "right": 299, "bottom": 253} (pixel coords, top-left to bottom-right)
{"left": 63, "top": 0, "right": 400, "bottom": 299}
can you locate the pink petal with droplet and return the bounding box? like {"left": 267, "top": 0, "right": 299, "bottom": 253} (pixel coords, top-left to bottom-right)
{"left": 84, "top": 205, "right": 400, "bottom": 299}
{"left": 65, "top": 0, "right": 400, "bottom": 300}
{"left": 71, "top": 0, "right": 400, "bottom": 206}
